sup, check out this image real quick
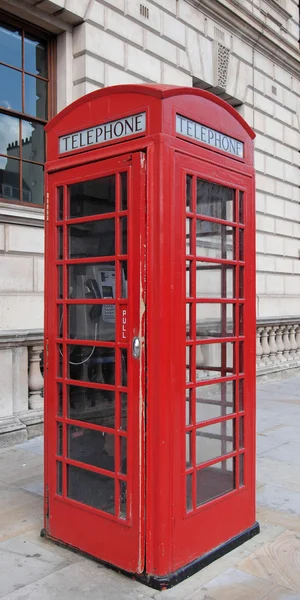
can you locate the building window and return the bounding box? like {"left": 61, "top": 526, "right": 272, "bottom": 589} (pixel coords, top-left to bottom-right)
{"left": 0, "top": 16, "right": 55, "bottom": 206}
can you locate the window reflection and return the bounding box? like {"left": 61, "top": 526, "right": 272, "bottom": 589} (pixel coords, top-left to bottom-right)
{"left": 196, "top": 179, "right": 234, "bottom": 222}
{"left": 0, "top": 24, "right": 21, "bottom": 68}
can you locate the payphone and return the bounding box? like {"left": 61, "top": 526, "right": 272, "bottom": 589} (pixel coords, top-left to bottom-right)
{"left": 44, "top": 84, "right": 258, "bottom": 588}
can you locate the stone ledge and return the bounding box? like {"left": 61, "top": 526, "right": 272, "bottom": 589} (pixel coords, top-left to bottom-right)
{"left": 18, "top": 409, "right": 44, "bottom": 427}
{"left": 0, "top": 329, "right": 43, "bottom": 349}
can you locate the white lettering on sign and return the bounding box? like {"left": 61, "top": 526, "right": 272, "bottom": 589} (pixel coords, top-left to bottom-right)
{"left": 59, "top": 112, "right": 146, "bottom": 154}
{"left": 122, "top": 308, "right": 127, "bottom": 340}
{"left": 176, "top": 114, "right": 244, "bottom": 158}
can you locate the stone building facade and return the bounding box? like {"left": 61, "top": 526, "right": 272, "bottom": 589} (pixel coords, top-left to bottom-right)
{"left": 0, "top": 0, "right": 299, "bottom": 443}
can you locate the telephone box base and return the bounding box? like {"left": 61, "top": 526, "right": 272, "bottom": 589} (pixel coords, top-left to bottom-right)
{"left": 40, "top": 522, "right": 260, "bottom": 590}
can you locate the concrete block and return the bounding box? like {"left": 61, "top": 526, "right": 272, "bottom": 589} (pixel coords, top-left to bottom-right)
{"left": 151, "top": 0, "right": 177, "bottom": 13}
{"left": 126, "top": 44, "right": 161, "bottom": 80}
{"left": 256, "top": 232, "right": 265, "bottom": 253}
{"left": 0, "top": 256, "right": 34, "bottom": 292}
{"left": 177, "top": 1, "right": 205, "bottom": 32}
{"left": 232, "top": 37, "right": 252, "bottom": 64}
{"left": 256, "top": 214, "right": 275, "bottom": 233}
{"left": 101, "top": 0, "right": 124, "bottom": 10}
{"left": 85, "top": 0, "right": 104, "bottom": 26}
{"left": 0, "top": 349, "right": 13, "bottom": 418}
{"left": 256, "top": 255, "right": 275, "bottom": 272}
{"left": 284, "top": 163, "right": 299, "bottom": 185}
{"left": 33, "top": 257, "right": 44, "bottom": 292}
{"left": 275, "top": 104, "right": 292, "bottom": 126}
{"left": 177, "top": 49, "right": 190, "bottom": 73}
{"left": 57, "top": 31, "right": 73, "bottom": 112}
{"left": 274, "top": 65, "right": 292, "bottom": 88}
{"left": 126, "top": 0, "right": 161, "bottom": 33}
{"left": 254, "top": 92, "right": 274, "bottom": 116}
{"left": 253, "top": 110, "right": 265, "bottom": 133}
{"left": 12, "top": 347, "right": 29, "bottom": 414}
{"left": 265, "top": 234, "right": 284, "bottom": 256}
{"left": 255, "top": 192, "right": 265, "bottom": 213}
{"left": 253, "top": 70, "right": 265, "bottom": 93}
{"left": 255, "top": 133, "right": 275, "bottom": 155}
{"left": 73, "top": 54, "right": 105, "bottom": 85}
{"left": 265, "top": 115, "right": 283, "bottom": 140}
{"left": 266, "top": 274, "right": 284, "bottom": 295}
{"left": 284, "top": 125, "right": 299, "bottom": 147}
{"left": 276, "top": 257, "right": 295, "bottom": 274}
{"left": 264, "top": 78, "right": 283, "bottom": 104}
{"left": 0, "top": 295, "right": 43, "bottom": 330}
{"left": 105, "top": 64, "right": 143, "bottom": 86}
{"left": 74, "top": 23, "right": 125, "bottom": 67}
{"left": 284, "top": 275, "right": 300, "bottom": 295}
{"left": 254, "top": 151, "right": 265, "bottom": 173}
{"left": 285, "top": 200, "right": 299, "bottom": 221}
{"left": 106, "top": 8, "right": 143, "bottom": 46}
{"left": 256, "top": 273, "right": 266, "bottom": 294}
{"left": 0, "top": 224, "right": 4, "bottom": 252}
{"left": 241, "top": 105, "right": 254, "bottom": 128}
{"left": 254, "top": 52, "right": 274, "bottom": 77}
{"left": 65, "top": 0, "right": 89, "bottom": 19}
{"left": 265, "top": 196, "right": 285, "bottom": 218}
{"left": 285, "top": 238, "right": 300, "bottom": 258}
{"left": 256, "top": 173, "right": 275, "bottom": 195}
{"left": 276, "top": 180, "right": 293, "bottom": 200}
{"left": 162, "top": 12, "right": 185, "bottom": 46}
{"left": 293, "top": 260, "right": 300, "bottom": 275}
{"left": 265, "top": 156, "right": 284, "bottom": 179}
{"left": 283, "top": 89, "right": 297, "bottom": 112}
{"left": 5, "top": 225, "right": 44, "bottom": 254}
{"left": 275, "top": 218, "right": 293, "bottom": 237}
{"left": 144, "top": 31, "right": 177, "bottom": 64}
{"left": 162, "top": 63, "right": 192, "bottom": 86}
{"left": 275, "top": 141, "right": 292, "bottom": 163}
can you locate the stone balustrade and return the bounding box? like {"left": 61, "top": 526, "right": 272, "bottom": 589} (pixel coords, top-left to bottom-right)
{"left": 0, "top": 329, "right": 44, "bottom": 446}
{"left": 256, "top": 317, "right": 300, "bottom": 382}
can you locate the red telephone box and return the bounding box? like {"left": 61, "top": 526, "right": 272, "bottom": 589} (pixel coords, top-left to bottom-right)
{"left": 43, "top": 84, "right": 258, "bottom": 588}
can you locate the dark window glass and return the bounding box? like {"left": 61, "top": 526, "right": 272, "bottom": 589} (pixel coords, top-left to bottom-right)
{"left": 22, "top": 162, "right": 43, "bottom": 203}
{"left": 0, "top": 157, "right": 20, "bottom": 201}
{"left": 196, "top": 179, "right": 234, "bottom": 222}
{"left": 69, "top": 219, "right": 115, "bottom": 259}
{"left": 119, "top": 481, "right": 126, "bottom": 519}
{"left": 186, "top": 473, "right": 193, "bottom": 512}
{"left": 0, "top": 24, "right": 21, "bottom": 68}
{"left": 0, "top": 64, "right": 22, "bottom": 112}
{"left": 68, "top": 425, "right": 115, "bottom": 472}
{"left": 67, "top": 345, "right": 115, "bottom": 385}
{"left": 69, "top": 176, "right": 115, "bottom": 219}
{"left": 67, "top": 464, "right": 115, "bottom": 514}
{"left": 196, "top": 458, "right": 235, "bottom": 506}
{"left": 24, "top": 34, "right": 48, "bottom": 77}
{"left": 68, "top": 262, "right": 115, "bottom": 299}
{"left": 186, "top": 174, "right": 192, "bottom": 211}
{"left": 68, "top": 385, "right": 115, "bottom": 430}
{"left": 24, "top": 74, "right": 47, "bottom": 119}
{"left": 120, "top": 393, "right": 127, "bottom": 430}
{"left": 22, "top": 120, "right": 45, "bottom": 163}
{"left": 120, "top": 172, "right": 127, "bottom": 211}
{"left": 56, "top": 461, "right": 62, "bottom": 495}
{"left": 68, "top": 305, "right": 115, "bottom": 342}
{"left": 120, "top": 436, "right": 127, "bottom": 474}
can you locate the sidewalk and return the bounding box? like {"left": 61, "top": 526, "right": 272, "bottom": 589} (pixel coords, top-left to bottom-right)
{"left": 1, "top": 378, "right": 300, "bottom": 599}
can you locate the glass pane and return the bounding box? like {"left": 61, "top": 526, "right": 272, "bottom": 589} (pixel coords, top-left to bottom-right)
{"left": 22, "top": 121, "right": 45, "bottom": 163}
{"left": 57, "top": 423, "right": 63, "bottom": 456}
{"left": 56, "top": 461, "right": 62, "bottom": 496}
{"left": 239, "top": 453, "right": 244, "bottom": 486}
{"left": 68, "top": 425, "right": 115, "bottom": 471}
{"left": 196, "top": 419, "right": 234, "bottom": 465}
{"left": 68, "top": 305, "right": 115, "bottom": 342}
{"left": 57, "top": 305, "right": 63, "bottom": 337}
{"left": 119, "top": 480, "right": 126, "bottom": 519}
{"left": 69, "top": 219, "right": 115, "bottom": 259}
{"left": 196, "top": 303, "right": 234, "bottom": 338}
{"left": 120, "top": 261, "right": 128, "bottom": 298}
{"left": 196, "top": 179, "right": 234, "bottom": 222}
{"left": 22, "top": 162, "right": 44, "bottom": 203}
{"left": 239, "top": 191, "right": 244, "bottom": 224}
{"left": 67, "top": 464, "right": 115, "bottom": 514}
{"left": 186, "top": 346, "right": 192, "bottom": 383}
{"left": 120, "top": 172, "right": 127, "bottom": 210}
{"left": 196, "top": 342, "right": 234, "bottom": 382}
{"left": 24, "top": 74, "right": 47, "bottom": 119}
{"left": 196, "top": 263, "right": 234, "bottom": 299}
{"left": 186, "top": 174, "right": 192, "bottom": 211}
{"left": 0, "top": 24, "right": 21, "bottom": 68}
{"left": 239, "top": 304, "right": 244, "bottom": 336}
{"left": 121, "top": 393, "right": 127, "bottom": 430}
{"left": 120, "top": 437, "right": 127, "bottom": 474}
{"left": 186, "top": 390, "right": 192, "bottom": 425}
{"left": 239, "top": 268, "right": 244, "bottom": 298}
{"left": 186, "top": 262, "right": 192, "bottom": 298}
{"left": 0, "top": 65, "right": 22, "bottom": 112}
{"left": 196, "top": 221, "right": 234, "bottom": 260}
{"left": 68, "top": 385, "right": 115, "bottom": 429}
{"left": 186, "top": 304, "right": 191, "bottom": 339}
{"left": 239, "top": 379, "right": 244, "bottom": 411}
{"left": 68, "top": 262, "right": 115, "bottom": 299}
{"left": 57, "top": 383, "right": 63, "bottom": 417}
{"left": 0, "top": 114, "right": 20, "bottom": 155}
{"left": 239, "top": 416, "right": 244, "bottom": 448}
{"left": 120, "top": 217, "right": 127, "bottom": 254}
{"left": 186, "top": 473, "right": 193, "bottom": 512}
{"left": 186, "top": 218, "right": 192, "bottom": 254}
{"left": 57, "top": 187, "right": 63, "bottom": 221}
{"left": 186, "top": 432, "right": 192, "bottom": 467}
{"left": 195, "top": 381, "right": 235, "bottom": 423}
{"left": 69, "top": 176, "right": 115, "bottom": 218}
{"left": 24, "top": 34, "right": 47, "bottom": 77}
{"left": 239, "top": 342, "right": 244, "bottom": 374}
{"left": 67, "top": 345, "right": 115, "bottom": 385}
{"left": 196, "top": 458, "right": 235, "bottom": 506}
{"left": 0, "top": 157, "right": 20, "bottom": 201}
{"left": 57, "top": 344, "right": 63, "bottom": 378}
{"left": 57, "top": 226, "right": 63, "bottom": 260}
{"left": 239, "top": 229, "right": 244, "bottom": 261}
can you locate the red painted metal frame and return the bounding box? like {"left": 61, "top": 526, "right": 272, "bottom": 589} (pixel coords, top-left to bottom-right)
{"left": 44, "top": 84, "right": 256, "bottom": 581}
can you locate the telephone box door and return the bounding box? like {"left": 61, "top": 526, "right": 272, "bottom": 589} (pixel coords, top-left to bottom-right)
{"left": 44, "top": 152, "right": 146, "bottom": 573}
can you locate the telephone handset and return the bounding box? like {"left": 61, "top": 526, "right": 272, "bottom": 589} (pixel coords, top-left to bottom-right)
{"left": 83, "top": 268, "right": 116, "bottom": 324}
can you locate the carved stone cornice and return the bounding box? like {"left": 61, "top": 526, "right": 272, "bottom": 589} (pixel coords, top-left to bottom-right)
{"left": 187, "top": 0, "right": 300, "bottom": 78}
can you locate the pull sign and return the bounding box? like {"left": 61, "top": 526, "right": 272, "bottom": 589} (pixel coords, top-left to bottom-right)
{"left": 121, "top": 307, "right": 128, "bottom": 341}
{"left": 59, "top": 112, "right": 146, "bottom": 154}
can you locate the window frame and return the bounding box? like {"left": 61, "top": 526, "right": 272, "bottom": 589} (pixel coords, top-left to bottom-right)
{"left": 0, "top": 10, "right": 56, "bottom": 208}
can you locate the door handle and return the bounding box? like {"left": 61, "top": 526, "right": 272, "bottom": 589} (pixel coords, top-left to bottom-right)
{"left": 132, "top": 337, "right": 141, "bottom": 359}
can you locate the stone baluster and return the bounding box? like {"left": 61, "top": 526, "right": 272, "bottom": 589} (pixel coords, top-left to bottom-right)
{"left": 28, "top": 345, "right": 44, "bottom": 410}
{"left": 282, "top": 326, "right": 291, "bottom": 361}
{"left": 256, "top": 327, "right": 263, "bottom": 368}
{"left": 261, "top": 326, "right": 271, "bottom": 365}
{"left": 275, "top": 325, "right": 285, "bottom": 362}
{"left": 295, "top": 325, "right": 300, "bottom": 357}
{"left": 268, "top": 326, "right": 278, "bottom": 363}
{"left": 289, "top": 325, "right": 297, "bottom": 360}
